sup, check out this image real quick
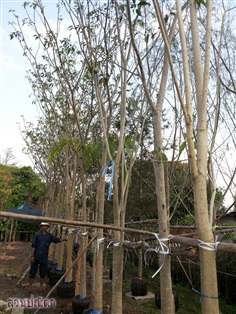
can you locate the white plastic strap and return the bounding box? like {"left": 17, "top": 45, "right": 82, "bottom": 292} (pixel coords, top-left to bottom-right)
{"left": 106, "top": 241, "right": 120, "bottom": 249}
{"left": 96, "top": 238, "right": 105, "bottom": 255}
{"left": 145, "top": 233, "right": 173, "bottom": 278}
{"left": 198, "top": 239, "right": 219, "bottom": 251}
{"left": 67, "top": 228, "right": 74, "bottom": 234}
{"left": 107, "top": 241, "right": 113, "bottom": 249}
{"left": 97, "top": 238, "right": 105, "bottom": 245}
{"left": 77, "top": 230, "right": 88, "bottom": 236}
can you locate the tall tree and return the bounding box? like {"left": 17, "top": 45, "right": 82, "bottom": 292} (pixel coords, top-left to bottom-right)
{"left": 173, "top": 1, "right": 218, "bottom": 312}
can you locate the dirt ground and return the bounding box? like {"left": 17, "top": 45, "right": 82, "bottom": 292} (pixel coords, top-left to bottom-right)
{"left": 0, "top": 241, "right": 153, "bottom": 314}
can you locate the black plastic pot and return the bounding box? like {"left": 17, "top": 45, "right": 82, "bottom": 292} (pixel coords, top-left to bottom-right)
{"left": 72, "top": 295, "right": 90, "bottom": 314}
{"left": 131, "top": 277, "right": 148, "bottom": 296}
{"left": 49, "top": 268, "right": 65, "bottom": 286}
{"left": 73, "top": 242, "right": 80, "bottom": 255}
{"left": 86, "top": 250, "right": 93, "bottom": 267}
{"left": 47, "top": 261, "right": 57, "bottom": 278}
{"left": 155, "top": 289, "right": 179, "bottom": 311}
{"left": 57, "top": 281, "right": 75, "bottom": 298}
{"left": 109, "top": 266, "right": 124, "bottom": 280}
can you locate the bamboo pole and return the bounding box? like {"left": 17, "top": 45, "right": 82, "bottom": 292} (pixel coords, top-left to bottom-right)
{"left": 16, "top": 265, "right": 31, "bottom": 288}
{"left": 0, "top": 211, "right": 235, "bottom": 253}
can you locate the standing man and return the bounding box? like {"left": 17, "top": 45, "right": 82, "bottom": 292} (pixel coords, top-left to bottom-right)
{"left": 28, "top": 222, "right": 66, "bottom": 294}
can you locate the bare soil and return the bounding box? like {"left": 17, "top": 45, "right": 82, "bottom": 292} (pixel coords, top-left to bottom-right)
{"left": 0, "top": 241, "right": 152, "bottom": 314}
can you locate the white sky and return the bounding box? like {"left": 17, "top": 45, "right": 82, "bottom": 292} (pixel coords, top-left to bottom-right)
{"left": 0, "top": 0, "right": 78, "bottom": 167}
{"left": 0, "top": 0, "right": 39, "bottom": 167}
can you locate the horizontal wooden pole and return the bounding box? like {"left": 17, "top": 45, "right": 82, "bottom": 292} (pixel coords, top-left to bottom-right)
{"left": 0, "top": 211, "right": 235, "bottom": 253}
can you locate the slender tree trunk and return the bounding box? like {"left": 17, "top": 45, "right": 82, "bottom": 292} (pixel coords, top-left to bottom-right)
{"left": 12, "top": 219, "right": 18, "bottom": 242}
{"left": 93, "top": 143, "right": 106, "bottom": 312}
{"left": 153, "top": 112, "right": 175, "bottom": 314}
{"left": 137, "top": 234, "right": 143, "bottom": 277}
{"left": 64, "top": 147, "right": 73, "bottom": 282}
{"left": 112, "top": 157, "right": 123, "bottom": 314}
{"left": 80, "top": 161, "right": 88, "bottom": 297}
{"left": 54, "top": 225, "right": 61, "bottom": 263}
{"left": 65, "top": 233, "right": 73, "bottom": 282}
{"left": 175, "top": 1, "right": 219, "bottom": 312}
{"left": 57, "top": 227, "right": 66, "bottom": 269}
{"left": 190, "top": 1, "right": 219, "bottom": 312}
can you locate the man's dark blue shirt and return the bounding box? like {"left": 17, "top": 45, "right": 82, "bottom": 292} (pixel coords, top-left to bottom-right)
{"left": 31, "top": 230, "right": 60, "bottom": 262}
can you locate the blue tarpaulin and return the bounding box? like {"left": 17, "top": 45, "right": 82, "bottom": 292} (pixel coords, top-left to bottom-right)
{"left": 8, "top": 202, "right": 44, "bottom": 225}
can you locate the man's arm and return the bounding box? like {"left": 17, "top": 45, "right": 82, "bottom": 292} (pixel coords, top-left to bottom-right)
{"left": 60, "top": 237, "right": 67, "bottom": 242}
{"left": 50, "top": 233, "right": 67, "bottom": 244}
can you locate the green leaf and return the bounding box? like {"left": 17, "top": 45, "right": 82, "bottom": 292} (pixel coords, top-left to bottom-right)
{"left": 196, "top": 0, "right": 206, "bottom": 7}
{"left": 138, "top": 1, "right": 150, "bottom": 5}
{"left": 153, "top": 147, "right": 168, "bottom": 163}
{"left": 212, "top": 225, "right": 218, "bottom": 231}
{"left": 179, "top": 141, "right": 186, "bottom": 155}
{"left": 136, "top": 8, "right": 142, "bottom": 16}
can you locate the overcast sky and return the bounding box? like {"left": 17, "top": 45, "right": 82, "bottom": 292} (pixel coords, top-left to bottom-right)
{"left": 0, "top": 0, "right": 39, "bottom": 167}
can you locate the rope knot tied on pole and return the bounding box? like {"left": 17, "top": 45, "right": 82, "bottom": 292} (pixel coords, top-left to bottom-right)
{"left": 145, "top": 233, "right": 174, "bottom": 278}
{"left": 197, "top": 239, "right": 219, "bottom": 251}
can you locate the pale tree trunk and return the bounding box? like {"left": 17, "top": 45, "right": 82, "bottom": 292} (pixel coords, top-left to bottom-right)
{"left": 12, "top": 219, "right": 18, "bottom": 242}
{"left": 153, "top": 112, "right": 174, "bottom": 314}
{"left": 57, "top": 227, "right": 66, "bottom": 269}
{"left": 190, "top": 2, "right": 219, "bottom": 312}
{"left": 111, "top": 102, "right": 125, "bottom": 314}
{"left": 64, "top": 147, "right": 72, "bottom": 282}
{"left": 65, "top": 155, "right": 77, "bottom": 282}
{"left": 92, "top": 142, "right": 107, "bottom": 312}
{"left": 75, "top": 252, "right": 82, "bottom": 296}
{"left": 111, "top": 7, "right": 127, "bottom": 310}
{"left": 9, "top": 219, "right": 14, "bottom": 242}
{"left": 54, "top": 225, "right": 61, "bottom": 263}
{"left": 48, "top": 225, "right": 57, "bottom": 261}
{"left": 80, "top": 160, "right": 88, "bottom": 298}
{"left": 176, "top": 1, "right": 219, "bottom": 312}
{"left": 127, "top": 1, "right": 177, "bottom": 312}
{"left": 65, "top": 233, "right": 73, "bottom": 282}
{"left": 48, "top": 243, "right": 54, "bottom": 261}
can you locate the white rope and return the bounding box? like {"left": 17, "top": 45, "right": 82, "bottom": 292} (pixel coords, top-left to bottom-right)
{"left": 198, "top": 239, "right": 219, "bottom": 251}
